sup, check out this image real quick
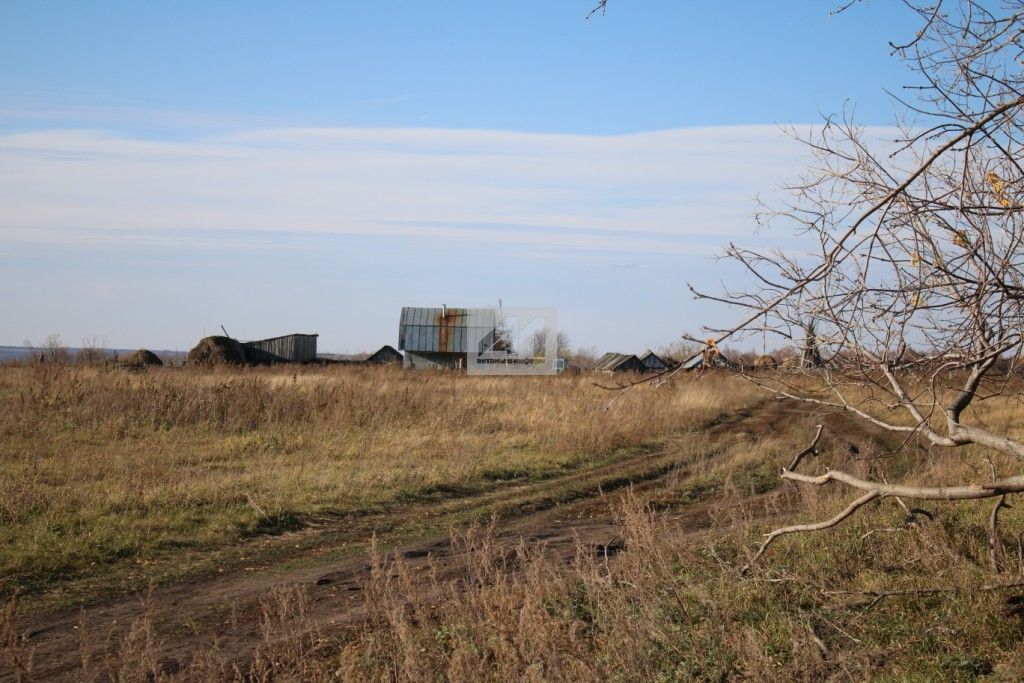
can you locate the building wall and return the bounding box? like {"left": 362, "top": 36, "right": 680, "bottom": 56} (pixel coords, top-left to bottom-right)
{"left": 403, "top": 351, "right": 466, "bottom": 370}
{"left": 641, "top": 356, "right": 667, "bottom": 371}
{"left": 243, "top": 334, "right": 318, "bottom": 363}
{"left": 398, "top": 307, "right": 497, "bottom": 354}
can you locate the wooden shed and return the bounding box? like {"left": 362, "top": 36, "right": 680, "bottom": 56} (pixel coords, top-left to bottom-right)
{"left": 638, "top": 350, "right": 671, "bottom": 372}
{"left": 242, "top": 333, "right": 318, "bottom": 364}
{"left": 595, "top": 352, "right": 644, "bottom": 373}
{"left": 366, "top": 344, "right": 403, "bottom": 364}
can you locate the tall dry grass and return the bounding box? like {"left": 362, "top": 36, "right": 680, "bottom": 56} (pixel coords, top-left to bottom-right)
{"left": 7, "top": 365, "right": 1024, "bottom": 679}
{"left": 325, "top": 406, "right": 1024, "bottom": 681}
{"left": 327, "top": 497, "right": 1024, "bottom": 681}
{"left": 41, "top": 491, "right": 1024, "bottom": 680}
{"left": 0, "top": 364, "right": 758, "bottom": 595}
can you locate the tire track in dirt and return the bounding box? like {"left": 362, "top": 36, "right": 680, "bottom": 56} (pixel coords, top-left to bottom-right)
{"left": 10, "top": 400, "right": 818, "bottom": 681}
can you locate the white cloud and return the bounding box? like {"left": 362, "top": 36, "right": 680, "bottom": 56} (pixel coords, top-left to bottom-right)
{"left": 0, "top": 124, "right": 890, "bottom": 254}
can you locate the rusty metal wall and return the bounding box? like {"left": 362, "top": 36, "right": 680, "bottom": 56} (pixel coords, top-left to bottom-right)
{"left": 398, "top": 307, "right": 496, "bottom": 354}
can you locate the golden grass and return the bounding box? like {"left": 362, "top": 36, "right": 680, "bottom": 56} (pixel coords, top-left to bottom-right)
{"left": 28, "top": 488, "right": 1024, "bottom": 681}
{"left": 0, "top": 364, "right": 758, "bottom": 593}
{"left": 316, "top": 397, "right": 1024, "bottom": 681}
{"left": 325, "top": 498, "right": 1024, "bottom": 681}
{"left": 6, "top": 365, "right": 1024, "bottom": 679}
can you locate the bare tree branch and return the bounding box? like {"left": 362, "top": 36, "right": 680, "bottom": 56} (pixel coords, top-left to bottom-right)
{"left": 741, "top": 490, "right": 882, "bottom": 574}
{"left": 592, "top": 2, "right": 1024, "bottom": 568}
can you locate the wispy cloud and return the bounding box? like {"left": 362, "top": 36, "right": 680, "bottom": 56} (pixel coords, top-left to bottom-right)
{"left": 0, "top": 124, "right": 883, "bottom": 255}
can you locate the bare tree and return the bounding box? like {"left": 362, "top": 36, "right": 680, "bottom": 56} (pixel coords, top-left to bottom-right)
{"left": 528, "top": 329, "right": 571, "bottom": 358}
{"left": 566, "top": 344, "right": 602, "bottom": 370}
{"left": 77, "top": 336, "right": 105, "bottom": 365}
{"left": 41, "top": 334, "right": 70, "bottom": 365}
{"left": 682, "top": 1, "right": 1024, "bottom": 567}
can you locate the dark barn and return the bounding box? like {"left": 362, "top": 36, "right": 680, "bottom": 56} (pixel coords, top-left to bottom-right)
{"left": 242, "top": 333, "right": 318, "bottom": 364}
{"left": 595, "top": 352, "right": 644, "bottom": 373}
{"left": 638, "top": 350, "right": 671, "bottom": 372}
{"left": 366, "top": 344, "right": 403, "bottom": 364}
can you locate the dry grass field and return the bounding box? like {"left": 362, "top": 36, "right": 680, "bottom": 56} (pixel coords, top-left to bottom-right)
{"left": 0, "top": 364, "right": 755, "bottom": 600}
{"left": 4, "top": 364, "right": 1024, "bottom": 680}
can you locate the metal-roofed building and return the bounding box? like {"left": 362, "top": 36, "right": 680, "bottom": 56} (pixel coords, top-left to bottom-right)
{"left": 399, "top": 306, "right": 497, "bottom": 369}
{"left": 242, "top": 333, "right": 318, "bottom": 364}
{"left": 595, "top": 352, "right": 643, "bottom": 373}
{"left": 366, "top": 344, "right": 403, "bottom": 364}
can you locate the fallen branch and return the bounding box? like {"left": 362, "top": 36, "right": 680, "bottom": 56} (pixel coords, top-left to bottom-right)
{"left": 743, "top": 426, "right": 1024, "bottom": 572}
{"left": 741, "top": 490, "right": 881, "bottom": 574}
{"left": 780, "top": 469, "right": 1024, "bottom": 499}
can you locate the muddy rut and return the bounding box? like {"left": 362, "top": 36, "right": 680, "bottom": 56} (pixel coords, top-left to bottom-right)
{"left": 9, "top": 400, "right": 830, "bottom": 681}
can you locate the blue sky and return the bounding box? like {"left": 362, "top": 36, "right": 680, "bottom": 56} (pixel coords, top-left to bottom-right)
{"left": 0, "top": 2, "right": 920, "bottom": 353}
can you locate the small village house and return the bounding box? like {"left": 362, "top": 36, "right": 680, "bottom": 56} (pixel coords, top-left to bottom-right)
{"left": 366, "top": 344, "right": 403, "bottom": 364}
{"left": 638, "top": 350, "right": 671, "bottom": 372}
{"left": 595, "top": 352, "right": 644, "bottom": 373}
{"left": 398, "top": 306, "right": 497, "bottom": 369}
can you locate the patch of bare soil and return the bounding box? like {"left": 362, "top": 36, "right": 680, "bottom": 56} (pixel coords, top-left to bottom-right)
{"left": 9, "top": 399, "right": 835, "bottom": 681}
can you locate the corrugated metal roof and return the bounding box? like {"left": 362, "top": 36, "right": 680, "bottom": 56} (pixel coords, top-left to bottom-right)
{"left": 241, "top": 333, "right": 318, "bottom": 363}
{"left": 398, "top": 307, "right": 497, "bottom": 353}
{"left": 595, "top": 352, "right": 641, "bottom": 372}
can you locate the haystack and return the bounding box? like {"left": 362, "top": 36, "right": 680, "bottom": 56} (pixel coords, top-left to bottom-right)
{"left": 120, "top": 349, "right": 164, "bottom": 367}
{"left": 187, "top": 336, "right": 246, "bottom": 365}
